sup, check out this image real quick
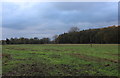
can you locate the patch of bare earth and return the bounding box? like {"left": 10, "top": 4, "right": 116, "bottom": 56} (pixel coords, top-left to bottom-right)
{"left": 69, "top": 53, "right": 118, "bottom": 63}
{"left": 44, "top": 49, "right": 61, "bottom": 52}
{"left": 0, "top": 54, "right": 2, "bottom": 58}
{"left": 6, "top": 48, "right": 28, "bottom": 50}
{"left": 104, "top": 53, "right": 120, "bottom": 56}
{"left": 6, "top": 48, "right": 39, "bottom": 52}
{"left": 2, "top": 53, "right": 12, "bottom": 59}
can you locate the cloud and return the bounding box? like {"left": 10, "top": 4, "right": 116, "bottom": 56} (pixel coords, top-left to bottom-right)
{"left": 52, "top": 2, "right": 118, "bottom": 23}
{"left": 2, "top": 2, "right": 118, "bottom": 39}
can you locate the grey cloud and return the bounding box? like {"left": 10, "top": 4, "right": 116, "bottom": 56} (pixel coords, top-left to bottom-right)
{"left": 2, "top": 2, "right": 118, "bottom": 39}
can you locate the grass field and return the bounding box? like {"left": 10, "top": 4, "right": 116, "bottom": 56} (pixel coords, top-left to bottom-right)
{"left": 2, "top": 44, "right": 119, "bottom": 76}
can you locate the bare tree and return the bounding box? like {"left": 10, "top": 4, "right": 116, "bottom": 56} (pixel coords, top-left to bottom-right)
{"left": 68, "top": 27, "right": 79, "bottom": 33}
{"left": 53, "top": 35, "right": 58, "bottom": 43}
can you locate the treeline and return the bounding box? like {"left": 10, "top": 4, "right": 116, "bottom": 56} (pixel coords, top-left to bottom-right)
{"left": 1, "top": 25, "right": 119, "bottom": 44}
{"left": 55, "top": 26, "right": 119, "bottom": 44}
{"left": 2, "top": 37, "right": 51, "bottom": 44}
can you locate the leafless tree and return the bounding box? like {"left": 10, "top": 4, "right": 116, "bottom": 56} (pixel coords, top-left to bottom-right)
{"left": 53, "top": 35, "right": 58, "bottom": 43}
{"left": 68, "top": 27, "right": 79, "bottom": 33}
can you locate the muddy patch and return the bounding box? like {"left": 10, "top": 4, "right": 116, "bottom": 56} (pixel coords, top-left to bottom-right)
{"left": 44, "top": 49, "right": 61, "bottom": 52}
{"left": 69, "top": 53, "right": 118, "bottom": 63}
{"left": 31, "top": 50, "right": 39, "bottom": 51}
{"left": 2, "top": 53, "right": 12, "bottom": 59}
{"left": 3, "top": 63, "right": 51, "bottom": 76}
{"left": 6, "top": 48, "right": 40, "bottom": 52}
{"left": 0, "top": 54, "right": 2, "bottom": 58}
{"left": 63, "top": 49, "right": 76, "bottom": 52}
{"left": 29, "top": 53, "right": 46, "bottom": 56}
{"left": 16, "top": 58, "right": 26, "bottom": 61}
{"left": 6, "top": 48, "right": 28, "bottom": 51}
{"left": 104, "top": 53, "right": 120, "bottom": 56}
{"left": 49, "top": 54, "right": 61, "bottom": 58}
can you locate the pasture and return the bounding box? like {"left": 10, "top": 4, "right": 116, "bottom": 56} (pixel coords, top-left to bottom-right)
{"left": 2, "top": 44, "right": 119, "bottom": 76}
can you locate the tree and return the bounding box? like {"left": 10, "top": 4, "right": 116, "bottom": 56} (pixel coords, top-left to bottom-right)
{"left": 6, "top": 38, "right": 10, "bottom": 44}
{"left": 33, "top": 37, "right": 39, "bottom": 44}
{"left": 68, "top": 27, "right": 79, "bottom": 33}
{"left": 40, "top": 38, "right": 50, "bottom": 44}
{"left": 56, "top": 25, "right": 119, "bottom": 44}
{"left": 53, "top": 35, "right": 58, "bottom": 43}
{"left": 3, "top": 25, "right": 119, "bottom": 44}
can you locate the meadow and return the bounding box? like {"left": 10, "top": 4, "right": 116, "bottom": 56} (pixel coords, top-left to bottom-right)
{"left": 2, "top": 44, "right": 119, "bottom": 76}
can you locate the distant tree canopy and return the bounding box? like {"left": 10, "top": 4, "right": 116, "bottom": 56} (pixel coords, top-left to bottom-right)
{"left": 1, "top": 25, "right": 119, "bottom": 44}
{"left": 2, "top": 37, "right": 51, "bottom": 44}
{"left": 55, "top": 26, "right": 119, "bottom": 44}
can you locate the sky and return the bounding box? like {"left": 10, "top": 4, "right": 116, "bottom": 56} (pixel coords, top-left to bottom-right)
{"left": 1, "top": 2, "right": 118, "bottom": 40}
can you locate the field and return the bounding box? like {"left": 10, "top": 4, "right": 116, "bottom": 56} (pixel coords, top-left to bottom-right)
{"left": 2, "top": 44, "right": 119, "bottom": 76}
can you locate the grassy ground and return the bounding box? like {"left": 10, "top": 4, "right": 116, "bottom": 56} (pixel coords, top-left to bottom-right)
{"left": 2, "top": 44, "right": 119, "bottom": 76}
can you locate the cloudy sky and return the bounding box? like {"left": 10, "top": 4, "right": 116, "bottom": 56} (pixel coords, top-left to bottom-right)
{"left": 2, "top": 2, "right": 118, "bottom": 40}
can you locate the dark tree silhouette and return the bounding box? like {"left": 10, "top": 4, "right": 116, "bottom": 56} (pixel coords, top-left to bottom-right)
{"left": 1, "top": 25, "right": 119, "bottom": 44}
{"left": 68, "top": 27, "right": 80, "bottom": 33}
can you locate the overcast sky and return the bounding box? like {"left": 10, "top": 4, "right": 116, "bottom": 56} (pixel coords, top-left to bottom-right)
{"left": 2, "top": 2, "right": 118, "bottom": 40}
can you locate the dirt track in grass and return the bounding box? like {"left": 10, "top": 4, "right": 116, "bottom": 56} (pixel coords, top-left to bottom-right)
{"left": 69, "top": 53, "right": 118, "bottom": 63}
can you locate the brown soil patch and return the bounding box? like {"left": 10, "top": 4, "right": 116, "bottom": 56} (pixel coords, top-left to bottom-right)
{"left": 44, "top": 49, "right": 61, "bottom": 52}
{"left": 69, "top": 53, "right": 118, "bottom": 63}
{"left": 29, "top": 53, "right": 46, "bottom": 56}
{"left": 31, "top": 50, "right": 39, "bottom": 51}
{"left": 16, "top": 58, "right": 26, "bottom": 61}
{"left": 2, "top": 53, "right": 12, "bottom": 59}
{"left": 64, "top": 49, "right": 76, "bottom": 52}
{"left": 111, "top": 54, "right": 120, "bottom": 56}
{"left": 0, "top": 54, "right": 2, "bottom": 58}
{"left": 104, "top": 53, "right": 120, "bottom": 56}
{"left": 6, "top": 48, "right": 28, "bottom": 51}
{"left": 6, "top": 48, "right": 40, "bottom": 52}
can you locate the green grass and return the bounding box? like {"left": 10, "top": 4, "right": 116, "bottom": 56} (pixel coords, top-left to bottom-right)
{"left": 2, "top": 44, "right": 119, "bottom": 76}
